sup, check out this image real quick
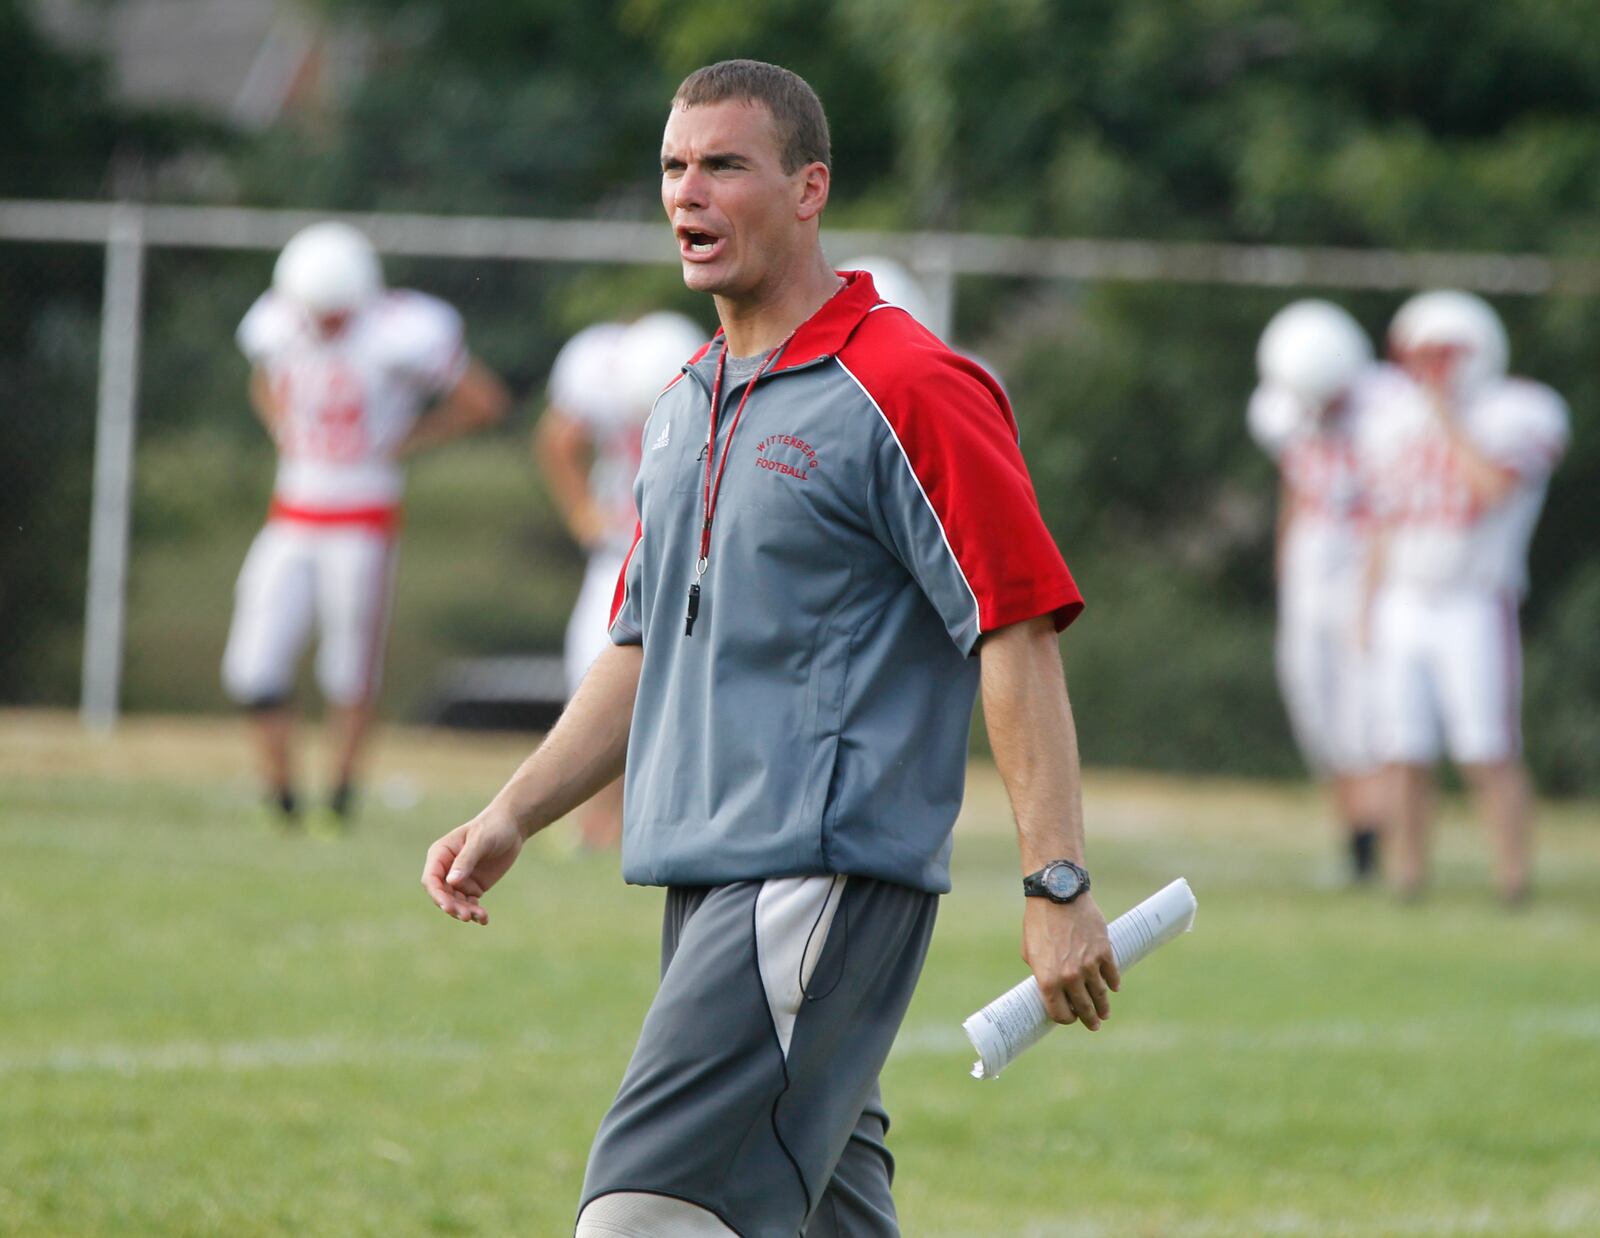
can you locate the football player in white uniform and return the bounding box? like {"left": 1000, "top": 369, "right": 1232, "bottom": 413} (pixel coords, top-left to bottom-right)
{"left": 1250, "top": 300, "right": 1387, "bottom": 882}
{"left": 223, "top": 221, "right": 509, "bottom": 829}
{"left": 1362, "top": 290, "right": 1569, "bottom": 902}
{"left": 534, "top": 310, "right": 706, "bottom": 849}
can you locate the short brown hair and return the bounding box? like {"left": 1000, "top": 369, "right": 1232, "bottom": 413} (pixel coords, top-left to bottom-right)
{"left": 673, "top": 59, "right": 831, "bottom": 173}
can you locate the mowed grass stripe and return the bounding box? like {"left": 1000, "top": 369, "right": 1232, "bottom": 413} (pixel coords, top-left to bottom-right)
{"left": 2, "top": 713, "right": 1597, "bottom": 1236}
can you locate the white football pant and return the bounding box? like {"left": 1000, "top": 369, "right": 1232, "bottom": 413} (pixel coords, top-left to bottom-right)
{"left": 1371, "top": 586, "right": 1522, "bottom": 766}
{"left": 1275, "top": 604, "right": 1374, "bottom": 777}
{"left": 221, "top": 520, "right": 398, "bottom": 709}
{"left": 564, "top": 548, "right": 628, "bottom": 698}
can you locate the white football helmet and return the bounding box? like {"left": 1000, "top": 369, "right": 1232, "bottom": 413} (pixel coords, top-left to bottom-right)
{"left": 1389, "top": 289, "right": 1508, "bottom": 398}
{"left": 273, "top": 221, "right": 383, "bottom": 317}
{"left": 619, "top": 311, "right": 707, "bottom": 413}
{"left": 840, "top": 255, "right": 935, "bottom": 326}
{"left": 1256, "top": 299, "right": 1373, "bottom": 412}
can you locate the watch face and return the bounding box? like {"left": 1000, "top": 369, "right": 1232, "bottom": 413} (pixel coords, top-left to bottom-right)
{"left": 1043, "top": 863, "right": 1082, "bottom": 900}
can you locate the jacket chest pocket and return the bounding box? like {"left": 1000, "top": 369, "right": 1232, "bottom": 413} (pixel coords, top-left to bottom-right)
{"left": 636, "top": 413, "right": 707, "bottom": 498}
{"left": 671, "top": 440, "right": 709, "bottom": 495}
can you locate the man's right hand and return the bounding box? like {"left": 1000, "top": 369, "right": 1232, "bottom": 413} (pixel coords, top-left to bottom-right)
{"left": 421, "top": 810, "right": 525, "bottom": 926}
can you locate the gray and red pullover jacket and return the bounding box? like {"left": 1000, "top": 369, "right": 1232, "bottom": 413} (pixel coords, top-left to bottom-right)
{"left": 609, "top": 271, "right": 1082, "bottom": 894}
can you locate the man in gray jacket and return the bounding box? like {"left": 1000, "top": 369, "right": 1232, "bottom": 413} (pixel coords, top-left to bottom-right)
{"left": 423, "top": 59, "right": 1118, "bottom": 1237}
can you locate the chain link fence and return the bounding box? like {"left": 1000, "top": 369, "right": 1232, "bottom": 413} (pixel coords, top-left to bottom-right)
{"left": 0, "top": 239, "right": 103, "bottom": 707}
{"left": 3, "top": 199, "right": 1596, "bottom": 789}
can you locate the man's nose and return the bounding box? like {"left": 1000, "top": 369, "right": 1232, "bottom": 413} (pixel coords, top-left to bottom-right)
{"left": 670, "top": 165, "right": 708, "bottom": 211}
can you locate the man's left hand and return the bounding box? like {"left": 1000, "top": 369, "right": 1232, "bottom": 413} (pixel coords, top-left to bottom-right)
{"left": 1022, "top": 895, "right": 1120, "bottom": 1031}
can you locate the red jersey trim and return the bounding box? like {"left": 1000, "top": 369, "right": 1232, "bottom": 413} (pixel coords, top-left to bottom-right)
{"left": 609, "top": 521, "right": 644, "bottom": 635}
{"left": 268, "top": 499, "right": 402, "bottom": 532}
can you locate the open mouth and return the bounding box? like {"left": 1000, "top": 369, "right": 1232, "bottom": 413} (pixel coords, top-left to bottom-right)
{"left": 677, "top": 227, "right": 725, "bottom": 260}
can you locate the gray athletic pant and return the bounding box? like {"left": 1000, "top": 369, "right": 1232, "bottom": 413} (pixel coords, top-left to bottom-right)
{"left": 580, "top": 875, "right": 939, "bottom": 1237}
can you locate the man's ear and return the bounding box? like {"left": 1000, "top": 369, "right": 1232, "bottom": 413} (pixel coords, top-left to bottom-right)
{"left": 795, "top": 161, "right": 830, "bottom": 223}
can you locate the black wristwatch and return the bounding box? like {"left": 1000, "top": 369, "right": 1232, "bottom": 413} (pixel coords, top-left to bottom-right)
{"left": 1022, "top": 859, "right": 1090, "bottom": 904}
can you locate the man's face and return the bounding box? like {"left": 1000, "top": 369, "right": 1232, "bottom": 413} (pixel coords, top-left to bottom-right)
{"left": 313, "top": 310, "right": 353, "bottom": 340}
{"left": 660, "top": 99, "right": 808, "bottom": 300}
{"left": 1396, "top": 341, "right": 1466, "bottom": 392}
{"left": 1316, "top": 389, "right": 1350, "bottom": 423}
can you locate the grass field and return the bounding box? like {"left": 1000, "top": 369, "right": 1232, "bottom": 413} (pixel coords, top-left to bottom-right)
{"left": 3, "top": 711, "right": 1599, "bottom": 1237}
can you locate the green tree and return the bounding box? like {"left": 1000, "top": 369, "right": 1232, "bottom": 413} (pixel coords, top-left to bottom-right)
{"left": 0, "top": 0, "right": 214, "bottom": 700}
{"left": 15, "top": 0, "right": 1600, "bottom": 787}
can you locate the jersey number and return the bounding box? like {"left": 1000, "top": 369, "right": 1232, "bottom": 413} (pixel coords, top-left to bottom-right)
{"left": 276, "top": 363, "right": 368, "bottom": 462}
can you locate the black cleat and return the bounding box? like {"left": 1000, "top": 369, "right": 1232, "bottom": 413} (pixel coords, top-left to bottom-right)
{"left": 328, "top": 782, "right": 357, "bottom": 825}
{"left": 1350, "top": 828, "right": 1380, "bottom": 883}
{"left": 261, "top": 787, "right": 302, "bottom": 833}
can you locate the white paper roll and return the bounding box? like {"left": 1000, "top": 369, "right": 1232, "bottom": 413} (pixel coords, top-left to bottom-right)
{"left": 962, "top": 877, "right": 1197, "bottom": 1079}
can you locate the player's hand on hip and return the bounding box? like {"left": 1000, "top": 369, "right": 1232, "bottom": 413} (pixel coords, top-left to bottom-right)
{"left": 421, "top": 810, "right": 524, "bottom": 926}
{"left": 1022, "top": 895, "right": 1120, "bottom": 1031}
{"left": 571, "top": 498, "right": 609, "bottom": 551}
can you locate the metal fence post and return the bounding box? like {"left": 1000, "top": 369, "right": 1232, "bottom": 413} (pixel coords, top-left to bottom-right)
{"left": 80, "top": 204, "right": 146, "bottom": 733}
{"left": 909, "top": 238, "right": 957, "bottom": 340}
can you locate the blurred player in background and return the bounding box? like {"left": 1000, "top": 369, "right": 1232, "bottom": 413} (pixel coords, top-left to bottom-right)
{"left": 223, "top": 221, "right": 509, "bottom": 831}
{"left": 1250, "top": 300, "right": 1388, "bottom": 883}
{"left": 534, "top": 310, "right": 706, "bottom": 850}
{"left": 1363, "top": 291, "right": 1569, "bottom": 902}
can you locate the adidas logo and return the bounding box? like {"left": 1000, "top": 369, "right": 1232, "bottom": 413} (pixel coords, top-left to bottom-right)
{"left": 651, "top": 421, "right": 671, "bottom": 451}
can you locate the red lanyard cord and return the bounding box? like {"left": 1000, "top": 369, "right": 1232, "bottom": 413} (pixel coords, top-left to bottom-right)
{"left": 685, "top": 332, "right": 792, "bottom": 635}
{"left": 700, "top": 335, "right": 789, "bottom": 565}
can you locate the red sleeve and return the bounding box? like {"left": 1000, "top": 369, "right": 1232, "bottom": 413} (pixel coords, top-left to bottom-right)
{"left": 842, "top": 321, "right": 1082, "bottom": 646}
